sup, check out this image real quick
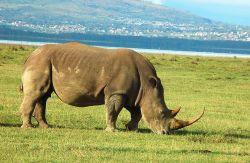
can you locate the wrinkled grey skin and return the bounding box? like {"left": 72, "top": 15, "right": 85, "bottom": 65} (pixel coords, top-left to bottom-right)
{"left": 19, "top": 43, "right": 203, "bottom": 134}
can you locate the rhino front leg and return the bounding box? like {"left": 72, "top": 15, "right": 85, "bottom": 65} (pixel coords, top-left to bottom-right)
{"left": 105, "top": 94, "right": 125, "bottom": 132}
{"left": 33, "top": 96, "right": 49, "bottom": 128}
{"left": 125, "top": 107, "right": 142, "bottom": 131}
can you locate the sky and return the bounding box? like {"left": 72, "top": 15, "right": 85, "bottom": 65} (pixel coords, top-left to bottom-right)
{"left": 145, "top": 0, "right": 250, "bottom": 26}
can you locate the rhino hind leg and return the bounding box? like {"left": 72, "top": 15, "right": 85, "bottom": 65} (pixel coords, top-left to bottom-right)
{"left": 33, "top": 95, "right": 50, "bottom": 128}
{"left": 20, "top": 68, "right": 51, "bottom": 128}
{"left": 125, "top": 107, "right": 142, "bottom": 131}
{"left": 105, "top": 94, "right": 126, "bottom": 132}
{"left": 19, "top": 95, "right": 38, "bottom": 128}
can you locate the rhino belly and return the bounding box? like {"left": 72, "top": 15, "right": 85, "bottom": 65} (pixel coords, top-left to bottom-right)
{"left": 51, "top": 70, "right": 104, "bottom": 107}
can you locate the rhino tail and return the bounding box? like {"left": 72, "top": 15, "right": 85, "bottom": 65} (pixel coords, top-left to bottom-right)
{"left": 19, "top": 83, "right": 23, "bottom": 92}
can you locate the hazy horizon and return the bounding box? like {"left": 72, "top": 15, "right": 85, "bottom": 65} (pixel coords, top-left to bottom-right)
{"left": 145, "top": 0, "right": 250, "bottom": 26}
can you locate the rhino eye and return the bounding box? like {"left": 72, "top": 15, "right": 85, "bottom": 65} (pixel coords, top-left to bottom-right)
{"left": 149, "top": 76, "right": 157, "bottom": 88}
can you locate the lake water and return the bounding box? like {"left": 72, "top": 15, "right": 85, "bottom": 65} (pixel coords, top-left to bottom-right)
{"left": 1, "top": 39, "right": 250, "bottom": 58}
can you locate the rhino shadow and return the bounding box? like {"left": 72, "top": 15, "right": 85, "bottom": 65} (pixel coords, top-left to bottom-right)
{"left": 94, "top": 127, "right": 152, "bottom": 133}
{"left": 0, "top": 123, "right": 21, "bottom": 128}
{"left": 172, "top": 130, "right": 250, "bottom": 139}
{"left": 0, "top": 123, "right": 66, "bottom": 129}
{"left": 47, "top": 124, "right": 66, "bottom": 129}
{"left": 172, "top": 130, "right": 209, "bottom": 136}
{"left": 224, "top": 133, "right": 250, "bottom": 139}
{"left": 172, "top": 149, "right": 249, "bottom": 156}
{"left": 1, "top": 123, "right": 248, "bottom": 140}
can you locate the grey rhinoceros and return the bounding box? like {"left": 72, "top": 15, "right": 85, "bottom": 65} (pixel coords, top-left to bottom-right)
{"left": 19, "top": 42, "right": 204, "bottom": 134}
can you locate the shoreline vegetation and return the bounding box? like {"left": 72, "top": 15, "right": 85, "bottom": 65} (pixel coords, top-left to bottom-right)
{"left": 0, "top": 44, "right": 249, "bottom": 162}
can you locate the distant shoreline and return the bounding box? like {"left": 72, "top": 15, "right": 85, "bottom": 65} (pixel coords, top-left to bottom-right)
{"left": 1, "top": 39, "right": 250, "bottom": 58}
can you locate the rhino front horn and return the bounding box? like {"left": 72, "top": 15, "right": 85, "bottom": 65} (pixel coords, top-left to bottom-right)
{"left": 169, "top": 108, "right": 205, "bottom": 131}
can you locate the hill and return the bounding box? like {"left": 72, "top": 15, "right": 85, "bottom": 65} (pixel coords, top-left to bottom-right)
{"left": 0, "top": 0, "right": 249, "bottom": 41}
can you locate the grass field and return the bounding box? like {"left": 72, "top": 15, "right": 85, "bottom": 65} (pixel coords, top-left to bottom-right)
{"left": 0, "top": 44, "right": 249, "bottom": 162}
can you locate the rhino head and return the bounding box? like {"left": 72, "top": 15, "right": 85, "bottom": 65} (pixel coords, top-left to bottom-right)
{"left": 139, "top": 76, "right": 204, "bottom": 134}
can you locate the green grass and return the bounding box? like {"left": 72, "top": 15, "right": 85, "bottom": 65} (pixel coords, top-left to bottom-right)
{"left": 0, "top": 44, "right": 249, "bottom": 162}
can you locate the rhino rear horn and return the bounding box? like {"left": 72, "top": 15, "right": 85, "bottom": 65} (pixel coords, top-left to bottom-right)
{"left": 169, "top": 108, "right": 205, "bottom": 131}
{"left": 170, "top": 106, "right": 181, "bottom": 118}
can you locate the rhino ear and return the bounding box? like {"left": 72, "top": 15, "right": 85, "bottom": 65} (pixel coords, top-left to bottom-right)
{"left": 149, "top": 76, "right": 158, "bottom": 88}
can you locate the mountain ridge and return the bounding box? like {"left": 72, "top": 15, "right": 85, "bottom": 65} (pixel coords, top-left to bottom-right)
{"left": 0, "top": 0, "right": 249, "bottom": 41}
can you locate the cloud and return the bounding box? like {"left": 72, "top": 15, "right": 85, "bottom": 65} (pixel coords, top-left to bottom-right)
{"left": 144, "top": 0, "right": 163, "bottom": 5}
{"left": 145, "top": 0, "right": 250, "bottom": 7}
{"left": 187, "top": 0, "right": 250, "bottom": 6}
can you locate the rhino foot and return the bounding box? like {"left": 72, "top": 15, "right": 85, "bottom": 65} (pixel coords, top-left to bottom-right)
{"left": 21, "top": 123, "right": 33, "bottom": 128}
{"left": 39, "top": 123, "right": 49, "bottom": 129}
{"left": 105, "top": 127, "right": 118, "bottom": 132}
{"left": 125, "top": 122, "right": 138, "bottom": 131}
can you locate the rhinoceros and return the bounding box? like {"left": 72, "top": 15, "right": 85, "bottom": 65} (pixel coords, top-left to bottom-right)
{"left": 19, "top": 42, "right": 204, "bottom": 134}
